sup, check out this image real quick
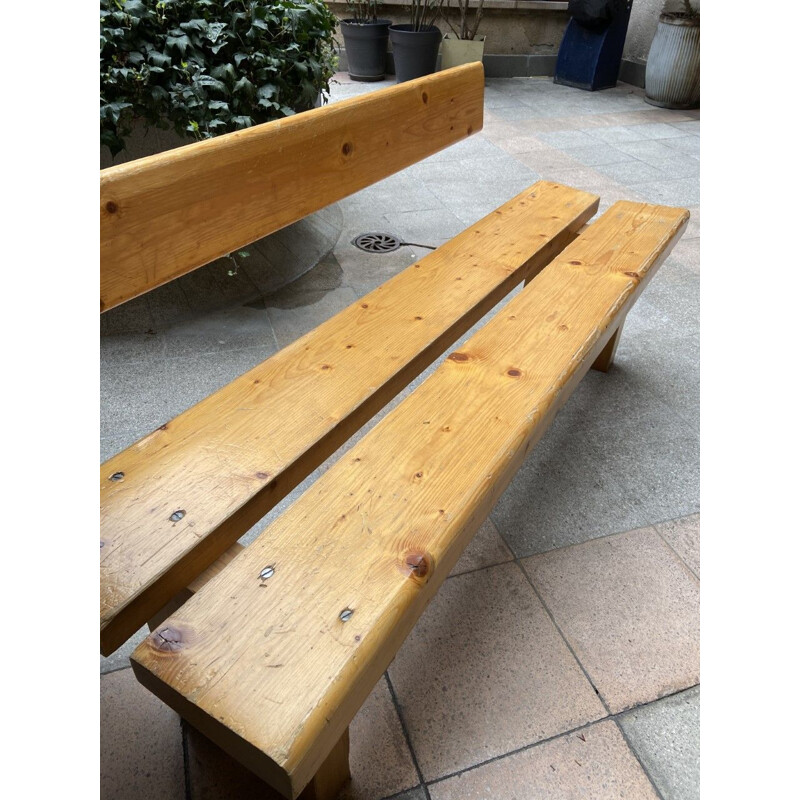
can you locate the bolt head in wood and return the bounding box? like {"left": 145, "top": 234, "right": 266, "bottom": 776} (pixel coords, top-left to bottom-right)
{"left": 169, "top": 510, "right": 186, "bottom": 522}
{"left": 339, "top": 608, "right": 354, "bottom": 622}
{"left": 259, "top": 566, "right": 275, "bottom": 580}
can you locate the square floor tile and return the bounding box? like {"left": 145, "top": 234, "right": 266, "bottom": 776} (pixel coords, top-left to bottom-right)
{"left": 388, "top": 562, "right": 607, "bottom": 780}
{"left": 523, "top": 528, "right": 700, "bottom": 713}
{"left": 632, "top": 177, "right": 700, "bottom": 207}
{"left": 596, "top": 160, "right": 669, "bottom": 186}
{"left": 662, "top": 135, "right": 700, "bottom": 155}
{"left": 428, "top": 720, "right": 658, "bottom": 800}
{"left": 101, "top": 668, "right": 185, "bottom": 799}
{"left": 619, "top": 686, "right": 700, "bottom": 800}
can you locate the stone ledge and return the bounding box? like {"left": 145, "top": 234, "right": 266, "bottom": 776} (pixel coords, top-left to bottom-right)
{"left": 353, "top": 0, "right": 568, "bottom": 8}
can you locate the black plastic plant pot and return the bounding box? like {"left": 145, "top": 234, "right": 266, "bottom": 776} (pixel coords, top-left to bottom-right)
{"left": 340, "top": 19, "right": 392, "bottom": 82}
{"left": 389, "top": 24, "right": 442, "bottom": 83}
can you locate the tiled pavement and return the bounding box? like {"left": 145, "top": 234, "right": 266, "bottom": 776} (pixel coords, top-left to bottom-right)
{"left": 101, "top": 73, "right": 700, "bottom": 799}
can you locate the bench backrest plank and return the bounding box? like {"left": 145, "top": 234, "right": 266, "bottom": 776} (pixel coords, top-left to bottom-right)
{"left": 131, "top": 201, "right": 688, "bottom": 798}
{"left": 100, "top": 180, "right": 599, "bottom": 656}
{"left": 100, "top": 63, "right": 484, "bottom": 312}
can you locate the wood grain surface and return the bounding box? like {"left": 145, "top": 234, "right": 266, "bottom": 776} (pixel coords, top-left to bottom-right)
{"left": 100, "top": 180, "right": 598, "bottom": 656}
{"left": 131, "top": 201, "right": 689, "bottom": 797}
{"left": 100, "top": 63, "right": 484, "bottom": 312}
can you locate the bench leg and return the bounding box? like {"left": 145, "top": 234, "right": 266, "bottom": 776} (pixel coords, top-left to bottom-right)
{"left": 299, "top": 728, "right": 350, "bottom": 800}
{"left": 591, "top": 321, "right": 624, "bottom": 373}
{"left": 183, "top": 722, "right": 350, "bottom": 800}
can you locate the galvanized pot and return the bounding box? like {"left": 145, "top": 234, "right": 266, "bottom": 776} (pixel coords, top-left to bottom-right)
{"left": 645, "top": 14, "right": 700, "bottom": 109}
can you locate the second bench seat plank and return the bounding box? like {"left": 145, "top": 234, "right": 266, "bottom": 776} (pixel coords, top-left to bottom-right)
{"left": 100, "top": 180, "right": 598, "bottom": 655}
{"left": 131, "top": 201, "right": 688, "bottom": 798}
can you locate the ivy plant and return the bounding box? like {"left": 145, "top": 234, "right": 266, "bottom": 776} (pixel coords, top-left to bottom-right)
{"left": 100, "top": 0, "right": 338, "bottom": 156}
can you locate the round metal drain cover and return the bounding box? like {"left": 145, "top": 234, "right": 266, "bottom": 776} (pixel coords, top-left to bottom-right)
{"left": 351, "top": 232, "right": 402, "bottom": 254}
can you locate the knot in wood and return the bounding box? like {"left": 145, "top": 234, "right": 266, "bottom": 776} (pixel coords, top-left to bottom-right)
{"left": 400, "top": 551, "right": 433, "bottom": 582}
{"left": 506, "top": 368, "right": 522, "bottom": 378}
{"left": 150, "top": 626, "right": 188, "bottom": 653}
{"left": 448, "top": 352, "right": 469, "bottom": 363}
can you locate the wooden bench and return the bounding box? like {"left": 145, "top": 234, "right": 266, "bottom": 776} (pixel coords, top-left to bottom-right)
{"left": 100, "top": 63, "right": 689, "bottom": 799}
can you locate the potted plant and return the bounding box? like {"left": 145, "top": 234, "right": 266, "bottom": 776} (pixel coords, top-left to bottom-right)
{"left": 389, "top": 1, "right": 445, "bottom": 83}
{"left": 645, "top": 0, "right": 699, "bottom": 109}
{"left": 340, "top": 2, "right": 392, "bottom": 82}
{"left": 441, "top": 0, "right": 486, "bottom": 70}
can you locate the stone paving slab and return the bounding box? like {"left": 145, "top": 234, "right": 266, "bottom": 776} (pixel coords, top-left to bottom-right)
{"left": 619, "top": 686, "right": 700, "bottom": 800}
{"left": 428, "top": 720, "right": 659, "bottom": 800}
{"left": 388, "top": 562, "right": 607, "bottom": 781}
{"left": 523, "top": 528, "right": 700, "bottom": 714}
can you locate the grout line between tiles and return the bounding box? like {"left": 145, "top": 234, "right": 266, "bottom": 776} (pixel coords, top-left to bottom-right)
{"left": 424, "top": 683, "right": 699, "bottom": 790}
{"left": 512, "top": 559, "right": 613, "bottom": 714}
{"left": 100, "top": 661, "right": 135, "bottom": 676}
{"left": 385, "top": 672, "right": 433, "bottom": 800}
{"left": 653, "top": 525, "right": 700, "bottom": 582}
{"left": 381, "top": 787, "right": 424, "bottom": 800}
{"left": 612, "top": 717, "right": 667, "bottom": 800}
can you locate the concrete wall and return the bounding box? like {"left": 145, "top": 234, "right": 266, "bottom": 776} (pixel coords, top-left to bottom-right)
{"left": 623, "top": 0, "right": 699, "bottom": 64}
{"left": 329, "top": 1, "right": 571, "bottom": 56}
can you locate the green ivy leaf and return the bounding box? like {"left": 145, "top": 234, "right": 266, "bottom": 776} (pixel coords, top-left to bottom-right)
{"left": 165, "top": 34, "right": 191, "bottom": 55}
{"left": 206, "top": 22, "right": 227, "bottom": 44}
{"left": 233, "top": 76, "right": 255, "bottom": 97}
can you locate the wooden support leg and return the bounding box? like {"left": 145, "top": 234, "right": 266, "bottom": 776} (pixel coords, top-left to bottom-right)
{"left": 183, "top": 722, "right": 350, "bottom": 800}
{"left": 298, "top": 728, "right": 351, "bottom": 800}
{"left": 591, "top": 322, "right": 624, "bottom": 373}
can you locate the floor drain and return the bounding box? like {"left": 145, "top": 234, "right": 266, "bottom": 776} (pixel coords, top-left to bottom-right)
{"left": 351, "top": 232, "right": 437, "bottom": 254}
{"left": 352, "top": 232, "right": 402, "bottom": 253}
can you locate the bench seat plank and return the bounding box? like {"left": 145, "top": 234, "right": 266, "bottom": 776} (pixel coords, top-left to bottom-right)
{"left": 131, "top": 201, "right": 688, "bottom": 798}
{"left": 100, "top": 180, "right": 599, "bottom": 656}
{"left": 100, "top": 63, "right": 484, "bottom": 311}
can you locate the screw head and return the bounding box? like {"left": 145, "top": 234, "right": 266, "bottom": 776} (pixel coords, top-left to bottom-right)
{"left": 339, "top": 608, "right": 354, "bottom": 622}
{"left": 259, "top": 565, "right": 275, "bottom": 580}
{"left": 169, "top": 509, "right": 186, "bottom": 522}
{"left": 110, "top": 472, "right": 124, "bottom": 482}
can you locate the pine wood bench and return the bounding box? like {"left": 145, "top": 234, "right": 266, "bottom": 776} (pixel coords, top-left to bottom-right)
{"left": 100, "top": 63, "right": 689, "bottom": 799}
